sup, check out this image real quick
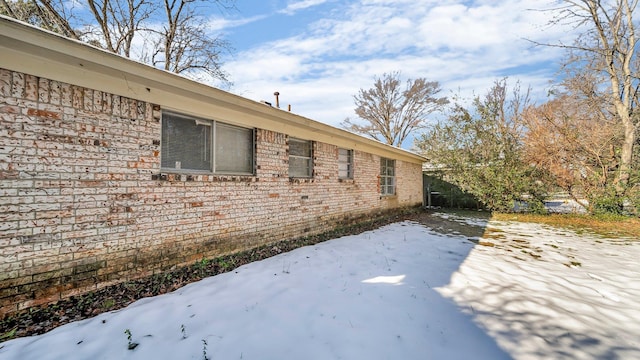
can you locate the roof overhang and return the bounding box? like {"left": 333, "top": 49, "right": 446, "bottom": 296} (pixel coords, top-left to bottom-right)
{"left": 0, "top": 16, "right": 426, "bottom": 164}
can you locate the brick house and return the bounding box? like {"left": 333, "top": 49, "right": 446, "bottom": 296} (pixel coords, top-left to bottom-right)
{"left": 0, "top": 17, "right": 425, "bottom": 316}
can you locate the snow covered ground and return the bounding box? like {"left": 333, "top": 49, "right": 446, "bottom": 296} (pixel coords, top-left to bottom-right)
{"left": 1, "top": 213, "right": 639, "bottom": 359}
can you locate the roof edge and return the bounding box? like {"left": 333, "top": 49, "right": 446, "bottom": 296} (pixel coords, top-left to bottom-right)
{"left": 0, "top": 16, "right": 426, "bottom": 164}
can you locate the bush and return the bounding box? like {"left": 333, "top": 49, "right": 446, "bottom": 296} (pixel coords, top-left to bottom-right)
{"left": 526, "top": 198, "right": 548, "bottom": 215}
{"left": 590, "top": 190, "right": 624, "bottom": 216}
{"left": 625, "top": 185, "right": 640, "bottom": 216}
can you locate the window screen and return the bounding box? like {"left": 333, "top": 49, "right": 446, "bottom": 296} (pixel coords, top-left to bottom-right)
{"left": 289, "top": 138, "right": 313, "bottom": 177}
{"left": 338, "top": 148, "right": 353, "bottom": 179}
{"left": 380, "top": 158, "right": 395, "bottom": 195}
{"left": 162, "top": 112, "right": 212, "bottom": 172}
{"left": 161, "top": 111, "right": 254, "bottom": 174}
{"left": 215, "top": 123, "right": 254, "bottom": 173}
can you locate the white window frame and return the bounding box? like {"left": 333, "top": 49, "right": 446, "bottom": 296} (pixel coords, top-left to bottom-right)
{"left": 380, "top": 157, "right": 396, "bottom": 196}
{"left": 161, "top": 111, "right": 255, "bottom": 175}
{"left": 288, "top": 137, "right": 313, "bottom": 178}
{"left": 338, "top": 148, "right": 354, "bottom": 179}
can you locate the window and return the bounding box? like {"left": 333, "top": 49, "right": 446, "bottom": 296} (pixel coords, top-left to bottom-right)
{"left": 215, "top": 122, "right": 254, "bottom": 173}
{"left": 288, "top": 138, "right": 313, "bottom": 177}
{"left": 380, "top": 158, "right": 395, "bottom": 196}
{"left": 338, "top": 148, "right": 353, "bottom": 179}
{"left": 161, "top": 111, "right": 254, "bottom": 174}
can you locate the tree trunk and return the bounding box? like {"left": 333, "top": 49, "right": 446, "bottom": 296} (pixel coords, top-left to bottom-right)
{"left": 617, "top": 117, "right": 637, "bottom": 195}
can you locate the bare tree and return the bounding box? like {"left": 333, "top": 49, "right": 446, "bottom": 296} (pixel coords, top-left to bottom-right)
{"left": 2, "top": 0, "right": 235, "bottom": 83}
{"left": 85, "top": 0, "right": 155, "bottom": 57}
{"left": 341, "top": 71, "right": 448, "bottom": 147}
{"left": 1, "top": 0, "right": 79, "bottom": 39}
{"left": 546, "top": 0, "right": 639, "bottom": 198}
{"left": 148, "top": 0, "right": 232, "bottom": 83}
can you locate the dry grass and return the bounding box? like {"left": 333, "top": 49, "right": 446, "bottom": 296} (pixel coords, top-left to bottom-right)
{"left": 491, "top": 213, "right": 640, "bottom": 239}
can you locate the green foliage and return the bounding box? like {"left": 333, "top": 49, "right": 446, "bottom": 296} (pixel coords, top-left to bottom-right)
{"left": 424, "top": 174, "right": 483, "bottom": 209}
{"left": 416, "top": 79, "right": 548, "bottom": 213}
{"left": 1, "top": 327, "right": 17, "bottom": 341}
{"left": 218, "top": 259, "right": 231, "bottom": 270}
{"left": 102, "top": 298, "right": 115, "bottom": 309}
{"left": 523, "top": 197, "right": 548, "bottom": 215}
{"left": 124, "top": 328, "right": 138, "bottom": 350}
{"left": 194, "top": 257, "right": 210, "bottom": 270}
{"left": 590, "top": 188, "right": 624, "bottom": 216}
{"left": 629, "top": 190, "right": 640, "bottom": 216}
{"left": 627, "top": 167, "right": 640, "bottom": 216}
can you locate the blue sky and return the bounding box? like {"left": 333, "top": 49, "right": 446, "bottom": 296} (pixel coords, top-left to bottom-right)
{"left": 209, "top": 1, "right": 574, "bottom": 147}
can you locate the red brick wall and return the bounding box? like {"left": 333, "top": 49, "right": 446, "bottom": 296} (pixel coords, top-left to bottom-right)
{"left": 0, "top": 68, "right": 423, "bottom": 316}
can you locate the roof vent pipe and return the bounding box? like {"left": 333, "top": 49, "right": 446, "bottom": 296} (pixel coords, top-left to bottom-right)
{"left": 274, "top": 91, "right": 280, "bottom": 108}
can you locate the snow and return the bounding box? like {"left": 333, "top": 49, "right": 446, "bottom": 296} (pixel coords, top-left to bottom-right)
{"left": 1, "top": 214, "right": 639, "bottom": 359}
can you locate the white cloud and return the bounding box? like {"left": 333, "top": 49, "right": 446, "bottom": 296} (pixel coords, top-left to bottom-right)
{"left": 279, "top": 0, "right": 332, "bottom": 15}
{"left": 207, "top": 14, "right": 267, "bottom": 32}
{"left": 223, "top": 0, "right": 575, "bottom": 137}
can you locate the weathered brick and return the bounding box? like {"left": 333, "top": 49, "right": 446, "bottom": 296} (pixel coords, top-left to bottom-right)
{"left": 32, "top": 268, "right": 71, "bottom": 283}
{"left": 0, "top": 69, "right": 423, "bottom": 317}
{"left": 10, "top": 71, "right": 24, "bottom": 98}
{"left": 0, "top": 275, "right": 33, "bottom": 292}
{"left": 60, "top": 83, "right": 72, "bottom": 107}
{"left": 24, "top": 74, "right": 38, "bottom": 101}
{"left": 111, "top": 96, "right": 121, "bottom": 117}
{"left": 37, "top": 77, "right": 49, "bottom": 103}
{"left": 49, "top": 80, "right": 61, "bottom": 105}
{"left": 0, "top": 68, "right": 11, "bottom": 96}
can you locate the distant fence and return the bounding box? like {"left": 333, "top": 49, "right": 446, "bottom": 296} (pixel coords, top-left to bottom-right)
{"left": 423, "top": 174, "right": 589, "bottom": 213}
{"left": 423, "top": 174, "right": 484, "bottom": 210}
